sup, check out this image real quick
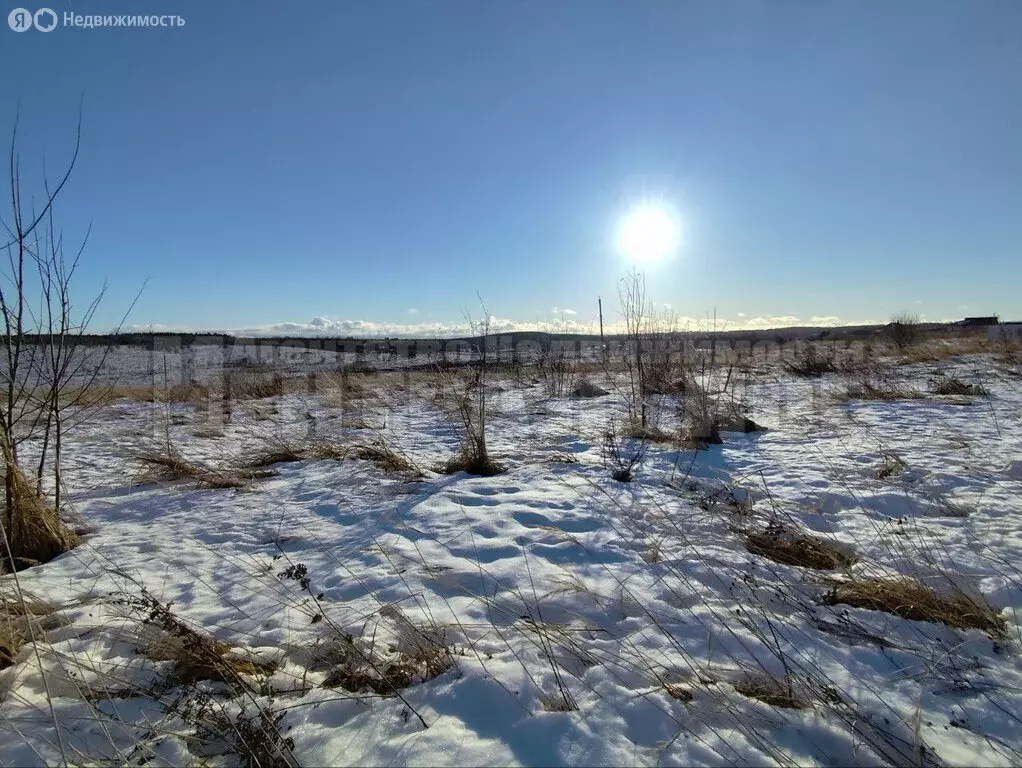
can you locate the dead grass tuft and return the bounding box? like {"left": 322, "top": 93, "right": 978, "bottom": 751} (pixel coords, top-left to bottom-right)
{"left": 663, "top": 684, "right": 694, "bottom": 702}
{"left": 622, "top": 417, "right": 675, "bottom": 443}
{"left": 307, "top": 441, "right": 349, "bottom": 462}
{"left": 734, "top": 675, "right": 809, "bottom": 709}
{"left": 1, "top": 592, "right": 64, "bottom": 669}
{"left": 354, "top": 439, "right": 423, "bottom": 478}
{"left": 319, "top": 629, "right": 454, "bottom": 696}
{"left": 240, "top": 441, "right": 307, "bottom": 469}
{"left": 541, "top": 694, "right": 579, "bottom": 712}
{"left": 136, "top": 447, "right": 257, "bottom": 489}
{"left": 875, "top": 451, "right": 907, "bottom": 480}
{"left": 220, "top": 369, "right": 295, "bottom": 401}
{"left": 549, "top": 453, "right": 580, "bottom": 465}
{"left": 930, "top": 375, "right": 988, "bottom": 397}
{"left": 439, "top": 449, "right": 505, "bottom": 477}
{"left": 152, "top": 383, "right": 210, "bottom": 404}
{"left": 746, "top": 523, "right": 856, "bottom": 570}
{"left": 2, "top": 464, "right": 80, "bottom": 572}
{"left": 843, "top": 379, "right": 925, "bottom": 402}
{"left": 569, "top": 377, "right": 609, "bottom": 398}
{"left": 824, "top": 578, "right": 1006, "bottom": 638}
{"left": 130, "top": 594, "right": 279, "bottom": 685}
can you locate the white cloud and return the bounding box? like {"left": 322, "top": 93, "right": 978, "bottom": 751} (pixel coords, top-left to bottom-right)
{"left": 551, "top": 307, "right": 578, "bottom": 315}
{"left": 407, "top": 308, "right": 419, "bottom": 315}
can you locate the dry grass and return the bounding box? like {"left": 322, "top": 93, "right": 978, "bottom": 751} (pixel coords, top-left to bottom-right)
{"left": 130, "top": 595, "right": 279, "bottom": 685}
{"left": 55, "top": 382, "right": 210, "bottom": 407}
{"left": 136, "top": 447, "right": 266, "bottom": 489}
{"left": 240, "top": 436, "right": 351, "bottom": 469}
{"left": 823, "top": 578, "right": 1006, "bottom": 638}
{"left": 900, "top": 334, "right": 998, "bottom": 364}
{"left": 570, "top": 377, "right": 609, "bottom": 398}
{"left": 220, "top": 369, "right": 301, "bottom": 401}
{"left": 663, "top": 683, "right": 694, "bottom": 703}
{"left": 2, "top": 464, "right": 80, "bottom": 572}
{"left": 439, "top": 449, "right": 505, "bottom": 477}
{"left": 746, "top": 523, "right": 856, "bottom": 570}
{"left": 541, "top": 694, "right": 579, "bottom": 712}
{"left": 1, "top": 591, "right": 64, "bottom": 669}
{"left": 240, "top": 439, "right": 308, "bottom": 469}
{"left": 842, "top": 379, "right": 925, "bottom": 402}
{"left": 734, "top": 675, "right": 809, "bottom": 709}
{"left": 930, "top": 374, "right": 988, "bottom": 397}
{"left": 317, "top": 374, "right": 377, "bottom": 409}
{"left": 549, "top": 453, "right": 580, "bottom": 465}
{"left": 318, "top": 627, "right": 453, "bottom": 696}
{"left": 875, "top": 451, "right": 907, "bottom": 480}
{"left": 354, "top": 439, "right": 423, "bottom": 478}
{"left": 307, "top": 441, "right": 349, "bottom": 462}
{"left": 621, "top": 417, "right": 675, "bottom": 443}
{"left": 341, "top": 416, "right": 377, "bottom": 430}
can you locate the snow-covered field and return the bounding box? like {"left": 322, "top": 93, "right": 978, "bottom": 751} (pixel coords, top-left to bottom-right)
{"left": 2, "top": 349, "right": 1021, "bottom": 767}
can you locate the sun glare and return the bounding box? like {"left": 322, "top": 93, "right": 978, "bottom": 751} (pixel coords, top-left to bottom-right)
{"left": 615, "top": 202, "right": 680, "bottom": 264}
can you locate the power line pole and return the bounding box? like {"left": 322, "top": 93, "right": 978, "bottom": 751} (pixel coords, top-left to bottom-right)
{"left": 598, "top": 296, "right": 606, "bottom": 360}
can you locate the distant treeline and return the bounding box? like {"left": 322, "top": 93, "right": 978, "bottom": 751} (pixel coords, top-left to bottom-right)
{"left": 3, "top": 324, "right": 909, "bottom": 352}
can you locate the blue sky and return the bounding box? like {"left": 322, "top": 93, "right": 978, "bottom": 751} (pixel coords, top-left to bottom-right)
{"left": 3, "top": 0, "right": 1020, "bottom": 334}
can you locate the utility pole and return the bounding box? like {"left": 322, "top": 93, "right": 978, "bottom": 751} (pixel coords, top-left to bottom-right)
{"left": 598, "top": 296, "right": 606, "bottom": 360}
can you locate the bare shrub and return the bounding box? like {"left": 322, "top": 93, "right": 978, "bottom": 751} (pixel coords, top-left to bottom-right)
{"left": 682, "top": 386, "right": 723, "bottom": 446}
{"left": 615, "top": 270, "right": 689, "bottom": 418}
{"left": 535, "top": 344, "right": 578, "bottom": 397}
{"left": 434, "top": 299, "right": 504, "bottom": 476}
{"left": 887, "top": 311, "right": 922, "bottom": 351}
{"left": 601, "top": 427, "right": 647, "bottom": 482}
{"left": 784, "top": 343, "right": 837, "bottom": 377}
{"left": 185, "top": 704, "right": 298, "bottom": 768}
{"left": 0, "top": 112, "right": 132, "bottom": 570}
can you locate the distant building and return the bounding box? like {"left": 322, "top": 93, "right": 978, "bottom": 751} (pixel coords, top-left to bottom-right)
{"left": 954, "top": 316, "right": 999, "bottom": 328}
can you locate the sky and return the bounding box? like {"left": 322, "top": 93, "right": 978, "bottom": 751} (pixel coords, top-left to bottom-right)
{"left": 2, "top": 0, "right": 1020, "bottom": 336}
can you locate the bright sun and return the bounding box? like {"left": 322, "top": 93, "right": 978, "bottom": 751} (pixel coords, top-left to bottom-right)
{"left": 615, "top": 202, "right": 680, "bottom": 264}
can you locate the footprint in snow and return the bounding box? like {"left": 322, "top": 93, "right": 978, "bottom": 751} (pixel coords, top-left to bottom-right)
{"left": 512, "top": 510, "right": 600, "bottom": 533}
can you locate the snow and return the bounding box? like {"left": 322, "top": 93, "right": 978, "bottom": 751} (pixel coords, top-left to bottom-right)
{"left": 2, "top": 350, "right": 1021, "bottom": 766}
